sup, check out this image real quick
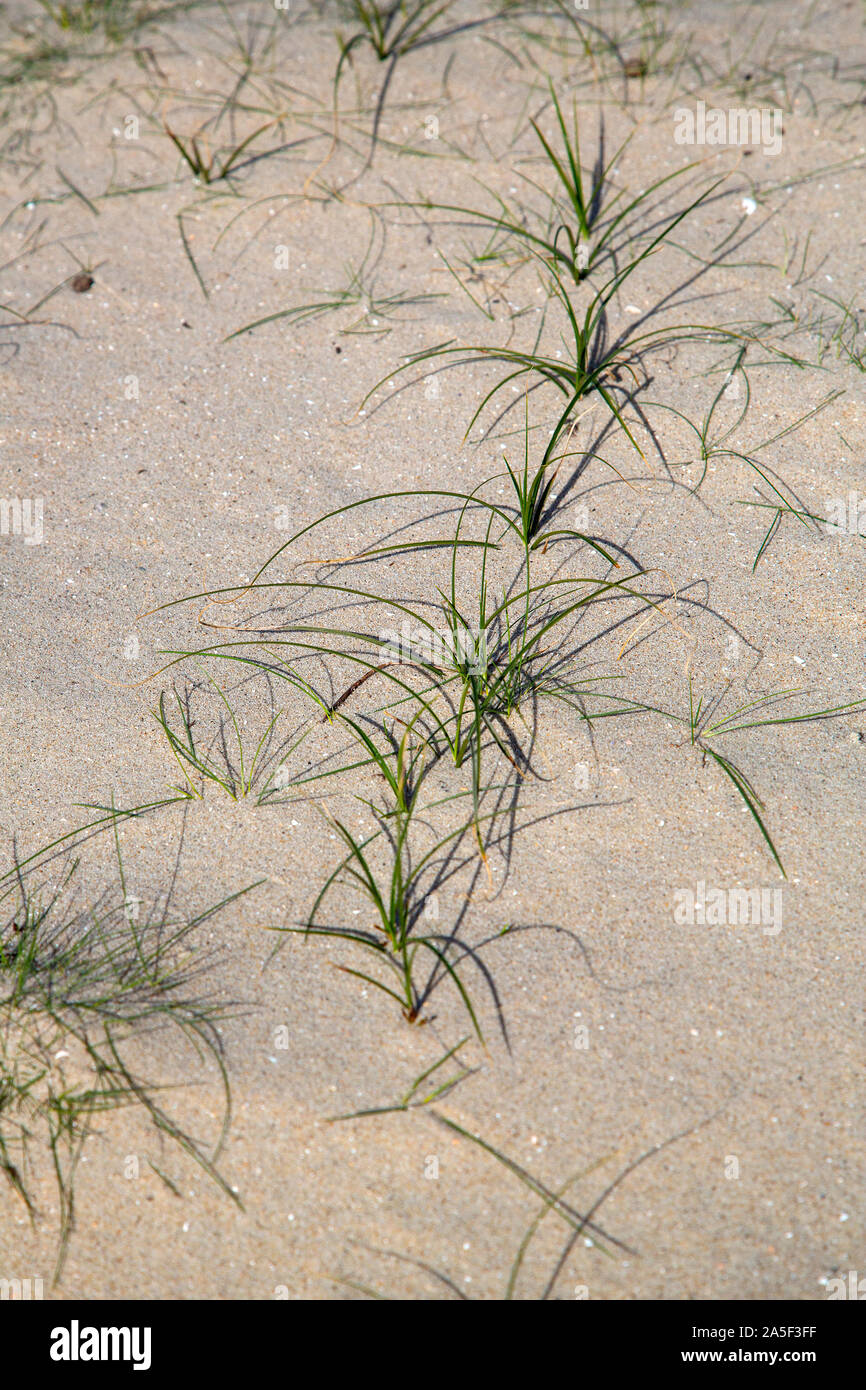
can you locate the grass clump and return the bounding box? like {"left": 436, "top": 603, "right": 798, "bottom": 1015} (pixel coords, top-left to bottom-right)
{"left": 35, "top": 0, "right": 152, "bottom": 38}
{"left": 336, "top": 0, "right": 459, "bottom": 64}
{"left": 0, "top": 830, "right": 258, "bottom": 1281}
{"left": 32, "top": 0, "right": 202, "bottom": 43}
{"left": 164, "top": 117, "right": 278, "bottom": 185}
{"left": 412, "top": 78, "right": 708, "bottom": 286}
{"left": 152, "top": 668, "right": 292, "bottom": 804}
{"left": 364, "top": 176, "right": 725, "bottom": 468}
{"left": 331, "top": 0, "right": 504, "bottom": 166}
{"left": 265, "top": 705, "right": 510, "bottom": 1037}
{"left": 288, "top": 788, "right": 488, "bottom": 1035}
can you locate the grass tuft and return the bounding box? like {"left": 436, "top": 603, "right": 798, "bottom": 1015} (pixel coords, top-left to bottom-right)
{"left": 0, "top": 829, "right": 259, "bottom": 1281}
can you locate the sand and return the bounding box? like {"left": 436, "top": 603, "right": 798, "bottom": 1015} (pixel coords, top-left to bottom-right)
{"left": 0, "top": 0, "right": 864, "bottom": 1299}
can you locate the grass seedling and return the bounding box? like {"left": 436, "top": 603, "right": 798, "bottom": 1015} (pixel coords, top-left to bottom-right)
{"left": 811, "top": 289, "right": 866, "bottom": 371}
{"left": 279, "top": 789, "right": 489, "bottom": 1037}
{"left": 650, "top": 376, "right": 844, "bottom": 566}
{"left": 34, "top": 0, "right": 137, "bottom": 37}
{"left": 152, "top": 668, "right": 289, "bottom": 804}
{"left": 682, "top": 676, "right": 786, "bottom": 875}
{"left": 146, "top": 462, "right": 854, "bottom": 883}
{"left": 337, "top": 0, "right": 455, "bottom": 63}
{"left": 672, "top": 681, "right": 866, "bottom": 875}
{"left": 502, "top": 404, "right": 562, "bottom": 550}
{"left": 327, "top": 1035, "right": 474, "bottom": 1120}
{"left": 225, "top": 214, "right": 445, "bottom": 341}
{"left": 497, "top": 399, "right": 621, "bottom": 556}
{"left": 735, "top": 489, "right": 829, "bottom": 572}
{"left": 35, "top": 0, "right": 101, "bottom": 30}
{"left": 364, "top": 174, "right": 724, "bottom": 468}
{"left": 0, "top": 831, "right": 259, "bottom": 1280}
{"left": 330, "top": 0, "right": 502, "bottom": 169}
{"left": 141, "top": 473, "right": 656, "bottom": 866}
{"left": 410, "top": 78, "right": 708, "bottom": 285}
{"left": 164, "top": 117, "right": 277, "bottom": 184}
{"left": 32, "top": 0, "right": 208, "bottom": 44}
{"left": 648, "top": 346, "right": 751, "bottom": 491}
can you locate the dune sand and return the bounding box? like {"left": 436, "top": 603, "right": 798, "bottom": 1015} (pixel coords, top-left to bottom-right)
{"left": 0, "top": 0, "right": 864, "bottom": 1299}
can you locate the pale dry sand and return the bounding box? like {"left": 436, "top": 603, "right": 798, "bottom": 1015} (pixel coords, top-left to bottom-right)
{"left": 0, "top": 0, "right": 864, "bottom": 1299}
